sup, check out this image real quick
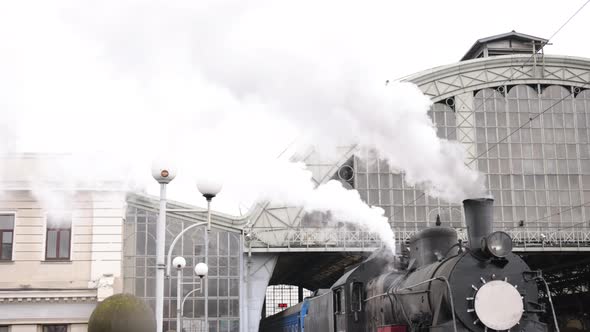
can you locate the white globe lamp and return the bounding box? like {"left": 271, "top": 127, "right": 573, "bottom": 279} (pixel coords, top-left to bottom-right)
{"left": 151, "top": 160, "right": 177, "bottom": 184}
{"left": 172, "top": 256, "right": 186, "bottom": 270}
{"left": 196, "top": 178, "right": 223, "bottom": 201}
{"left": 195, "top": 262, "right": 208, "bottom": 278}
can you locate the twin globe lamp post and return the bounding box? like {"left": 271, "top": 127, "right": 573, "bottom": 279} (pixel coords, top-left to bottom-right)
{"left": 172, "top": 257, "right": 209, "bottom": 332}
{"left": 152, "top": 163, "right": 222, "bottom": 332}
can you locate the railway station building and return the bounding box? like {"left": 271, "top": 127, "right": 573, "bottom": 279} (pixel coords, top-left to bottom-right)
{"left": 0, "top": 31, "right": 589, "bottom": 331}
{"left": 0, "top": 155, "right": 127, "bottom": 332}
{"left": 246, "top": 31, "right": 590, "bottom": 330}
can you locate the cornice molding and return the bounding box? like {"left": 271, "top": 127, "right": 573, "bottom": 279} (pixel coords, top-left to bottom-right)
{"left": 0, "top": 289, "right": 97, "bottom": 303}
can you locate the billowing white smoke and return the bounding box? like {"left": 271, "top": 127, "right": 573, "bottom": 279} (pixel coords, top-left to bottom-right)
{"left": 221, "top": 159, "right": 396, "bottom": 250}
{"left": 0, "top": 1, "right": 485, "bottom": 252}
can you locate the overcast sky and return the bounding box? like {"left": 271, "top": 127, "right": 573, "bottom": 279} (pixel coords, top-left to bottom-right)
{"left": 383, "top": 0, "right": 590, "bottom": 79}
{"left": 0, "top": 0, "right": 589, "bottom": 216}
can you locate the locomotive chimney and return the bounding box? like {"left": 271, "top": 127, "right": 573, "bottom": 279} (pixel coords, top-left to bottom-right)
{"left": 463, "top": 198, "right": 494, "bottom": 251}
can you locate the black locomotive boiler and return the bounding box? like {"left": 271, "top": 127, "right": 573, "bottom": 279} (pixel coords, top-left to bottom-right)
{"left": 259, "top": 198, "right": 551, "bottom": 332}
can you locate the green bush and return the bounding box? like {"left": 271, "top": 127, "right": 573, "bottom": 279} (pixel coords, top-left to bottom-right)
{"left": 88, "top": 294, "right": 156, "bottom": 332}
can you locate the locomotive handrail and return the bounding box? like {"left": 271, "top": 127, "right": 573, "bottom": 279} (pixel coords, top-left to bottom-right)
{"left": 364, "top": 292, "right": 392, "bottom": 302}
{"left": 540, "top": 277, "right": 561, "bottom": 332}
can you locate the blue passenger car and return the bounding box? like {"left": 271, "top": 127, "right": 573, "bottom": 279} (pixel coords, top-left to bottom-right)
{"left": 259, "top": 299, "right": 310, "bottom": 332}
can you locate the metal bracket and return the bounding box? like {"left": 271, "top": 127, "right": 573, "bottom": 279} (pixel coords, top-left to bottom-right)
{"left": 523, "top": 270, "right": 543, "bottom": 282}
{"left": 525, "top": 300, "right": 546, "bottom": 313}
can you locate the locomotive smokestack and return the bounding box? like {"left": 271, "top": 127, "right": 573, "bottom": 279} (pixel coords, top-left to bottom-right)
{"left": 463, "top": 198, "right": 493, "bottom": 251}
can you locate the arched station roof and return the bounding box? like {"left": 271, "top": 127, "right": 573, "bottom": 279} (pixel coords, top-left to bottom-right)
{"left": 402, "top": 54, "right": 590, "bottom": 102}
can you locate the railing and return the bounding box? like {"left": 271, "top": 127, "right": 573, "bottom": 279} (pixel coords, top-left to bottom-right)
{"left": 245, "top": 227, "right": 590, "bottom": 251}
{"left": 507, "top": 228, "right": 590, "bottom": 249}
{"left": 451, "top": 228, "right": 590, "bottom": 249}
{"left": 180, "top": 318, "right": 205, "bottom": 332}
{"left": 246, "top": 227, "right": 383, "bottom": 250}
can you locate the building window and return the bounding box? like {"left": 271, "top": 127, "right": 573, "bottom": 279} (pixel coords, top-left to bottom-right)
{"left": 42, "top": 325, "right": 67, "bottom": 332}
{"left": 0, "top": 325, "right": 9, "bottom": 332}
{"left": 45, "top": 215, "right": 71, "bottom": 261}
{"left": 0, "top": 215, "right": 14, "bottom": 261}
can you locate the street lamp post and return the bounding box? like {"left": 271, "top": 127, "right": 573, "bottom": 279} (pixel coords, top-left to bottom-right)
{"left": 173, "top": 257, "right": 209, "bottom": 332}
{"left": 188, "top": 263, "right": 209, "bottom": 331}
{"left": 165, "top": 223, "right": 207, "bottom": 330}
{"left": 152, "top": 164, "right": 177, "bottom": 332}
{"left": 196, "top": 179, "right": 222, "bottom": 332}
{"left": 151, "top": 163, "right": 221, "bottom": 332}
{"left": 172, "top": 257, "right": 187, "bottom": 332}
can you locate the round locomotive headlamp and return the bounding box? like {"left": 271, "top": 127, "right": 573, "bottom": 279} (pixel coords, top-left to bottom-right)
{"left": 474, "top": 280, "right": 523, "bottom": 330}
{"left": 483, "top": 231, "right": 512, "bottom": 258}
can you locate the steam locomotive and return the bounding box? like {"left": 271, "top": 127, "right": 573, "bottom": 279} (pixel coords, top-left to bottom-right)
{"left": 259, "top": 198, "right": 551, "bottom": 332}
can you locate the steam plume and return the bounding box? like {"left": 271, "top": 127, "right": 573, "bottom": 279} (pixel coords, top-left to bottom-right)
{"left": 0, "top": 1, "right": 486, "bottom": 251}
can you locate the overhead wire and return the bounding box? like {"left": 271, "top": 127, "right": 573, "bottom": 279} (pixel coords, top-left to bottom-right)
{"left": 528, "top": 201, "right": 590, "bottom": 225}
{"left": 466, "top": 89, "right": 579, "bottom": 166}
{"left": 390, "top": 0, "right": 590, "bottom": 219}
{"left": 395, "top": 89, "right": 587, "bottom": 221}
{"left": 392, "top": 93, "right": 581, "bottom": 223}
{"left": 464, "top": 0, "right": 590, "bottom": 164}
{"left": 456, "top": 0, "right": 590, "bottom": 117}
{"left": 547, "top": 0, "right": 590, "bottom": 41}
{"left": 503, "top": 202, "right": 590, "bottom": 231}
